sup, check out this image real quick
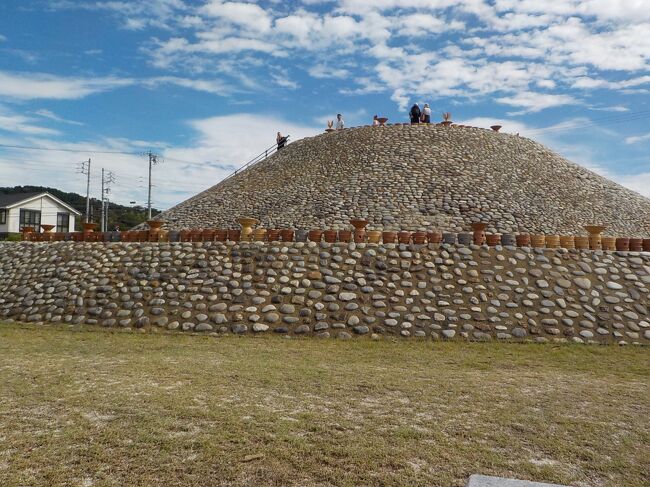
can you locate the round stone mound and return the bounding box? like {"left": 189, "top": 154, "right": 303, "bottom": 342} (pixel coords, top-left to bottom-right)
{"left": 156, "top": 125, "right": 650, "bottom": 235}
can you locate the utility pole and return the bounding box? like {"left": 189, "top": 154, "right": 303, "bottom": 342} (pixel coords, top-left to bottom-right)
{"left": 100, "top": 169, "right": 115, "bottom": 232}
{"left": 100, "top": 168, "right": 105, "bottom": 232}
{"left": 104, "top": 198, "right": 110, "bottom": 232}
{"left": 77, "top": 158, "right": 91, "bottom": 223}
{"left": 146, "top": 151, "right": 161, "bottom": 220}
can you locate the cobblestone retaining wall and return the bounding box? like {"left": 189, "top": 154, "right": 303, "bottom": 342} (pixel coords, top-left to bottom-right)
{"left": 1, "top": 242, "right": 648, "bottom": 344}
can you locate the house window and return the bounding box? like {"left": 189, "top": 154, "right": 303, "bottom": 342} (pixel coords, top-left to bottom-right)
{"left": 56, "top": 213, "right": 70, "bottom": 233}
{"left": 0, "top": 209, "right": 6, "bottom": 225}
{"left": 19, "top": 209, "right": 41, "bottom": 231}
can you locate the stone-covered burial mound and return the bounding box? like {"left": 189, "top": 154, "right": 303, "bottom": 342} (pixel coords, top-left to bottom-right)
{"left": 156, "top": 125, "right": 650, "bottom": 236}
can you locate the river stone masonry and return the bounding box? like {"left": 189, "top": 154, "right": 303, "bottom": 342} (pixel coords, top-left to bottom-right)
{"left": 1, "top": 242, "right": 648, "bottom": 344}
{"left": 150, "top": 125, "right": 650, "bottom": 236}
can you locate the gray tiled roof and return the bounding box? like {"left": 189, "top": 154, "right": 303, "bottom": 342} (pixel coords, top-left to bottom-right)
{"left": 0, "top": 192, "right": 45, "bottom": 208}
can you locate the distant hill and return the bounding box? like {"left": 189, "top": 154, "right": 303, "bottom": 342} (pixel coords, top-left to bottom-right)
{"left": 0, "top": 186, "right": 160, "bottom": 230}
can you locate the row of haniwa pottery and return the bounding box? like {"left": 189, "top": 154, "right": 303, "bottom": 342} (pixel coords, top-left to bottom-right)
{"left": 130, "top": 232, "right": 650, "bottom": 248}
{"left": 23, "top": 219, "right": 650, "bottom": 250}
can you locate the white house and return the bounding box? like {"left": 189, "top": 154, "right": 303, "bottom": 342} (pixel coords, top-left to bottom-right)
{"left": 0, "top": 192, "right": 81, "bottom": 237}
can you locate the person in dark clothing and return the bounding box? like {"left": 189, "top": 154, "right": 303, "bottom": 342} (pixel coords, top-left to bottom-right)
{"left": 276, "top": 132, "right": 287, "bottom": 150}
{"left": 409, "top": 104, "right": 421, "bottom": 124}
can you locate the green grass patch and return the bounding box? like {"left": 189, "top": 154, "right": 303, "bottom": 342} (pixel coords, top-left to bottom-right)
{"left": 0, "top": 322, "right": 648, "bottom": 486}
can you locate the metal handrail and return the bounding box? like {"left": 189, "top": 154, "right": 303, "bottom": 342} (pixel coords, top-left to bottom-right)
{"left": 221, "top": 136, "right": 289, "bottom": 183}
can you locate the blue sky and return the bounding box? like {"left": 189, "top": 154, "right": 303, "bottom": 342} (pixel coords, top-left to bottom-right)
{"left": 0, "top": 0, "right": 649, "bottom": 209}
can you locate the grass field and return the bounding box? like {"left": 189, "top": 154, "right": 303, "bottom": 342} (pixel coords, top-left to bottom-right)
{"left": 0, "top": 323, "right": 648, "bottom": 487}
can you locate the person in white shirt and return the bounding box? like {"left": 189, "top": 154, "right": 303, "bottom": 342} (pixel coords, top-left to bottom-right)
{"left": 335, "top": 113, "right": 344, "bottom": 130}
{"left": 422, "top": 104, "right": 431, "bottom": 123}
{"left": 372, "top": 115, "right": 380, "bottom": 126}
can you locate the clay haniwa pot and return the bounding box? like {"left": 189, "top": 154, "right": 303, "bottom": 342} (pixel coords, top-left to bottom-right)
{"left": 308, "top": 230, "right": 323, "bottom": 242}
{"left": 629, "top": 238, "right": 643, "bottom": 251}
{"left": 323, "top": 230, "right": 337, "bottom": 243}
{"left": 398, "top": 231, "right": 412, "bottom": 244}
{"left": 545, "top": 235, "right": 560, "bottom": 248}
{"left": 515, "top": 234, "right": 530, "bottom": 247}
{"left": 338, "top": 230, "right": 352, "bottom": 243}
{"left": 615, "top": 237, "right": 629, "bottom": 251}
{"left": 412, "top": 231, "right": 427, "bottom": 244}
{"left": 279, "top": 229, "right": 294, "bottom": 242}
{"left": 501, "top": 234, "right": 516, "bottom": 246}
{"left": 367, "top": 230, "right": 382, "bottom": 244}
{"left": 574, "top": 236, "right": 589, "bottom": 250}
{"left": 486, "top": 234, "right": 501, "bottom": 246}
{"left": 601, "top": 236, "right": 616, "bottom": 251}
{"left": 267, "top": 229, "right": 280, "bottom": 242}
{"left": 427, "top": 230, "right": 442, "bottom": 244}
{"left": 201, "top": 229, "right": 216, "bottom": 241}
{"left": 559, "top": 236, "right": 575, "bottom": 249}
{"left": 350, "top": 219, "right": 369, "bottom": 232}
{"left": 253, "top": 228, "right": 267, "bottom": 241}
{"left": 214, "top": 229, "right": 228, "bottom": 242}
{"left": 585, "top": 225, "right": 606, "bottom": 250}
{"left": 147, "top": 220, "right": 164, "bottom": 231}
{"left": 457, "top": 233, "right": 471, "bottom": 245}
{"left": 238, "top": 217, "right": 259, "bottom": 241}
{"left": 82, "top": 222, "right": 97, "bottom": 233}
{"left": 382, "top": 231, "right": 396, "bottom": 244}
{"left": 354, "top": 230, "right": 366, "bottom": 243}
{"left": 472, "top": 222, "right": 487, "bottom": 245}
{"left": 227, "top": 229, "right": 241, "bottom": 242}
{"left": 530, "top": 235, "right": 546, "bottom": 248}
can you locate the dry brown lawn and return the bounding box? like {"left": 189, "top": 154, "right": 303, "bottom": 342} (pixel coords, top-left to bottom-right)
{"left": 0, "top": 323, "right": 648, "bottom": 487}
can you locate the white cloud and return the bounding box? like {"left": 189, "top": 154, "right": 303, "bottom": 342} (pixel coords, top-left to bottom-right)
{"left": 201, "top": 1, "right": 273, "bottom": 32}
{"left": 0, "top": 71, "right": 134, "bottom": 100}
{"left": 0, "top": 113, "right": 60, "bottom": 136}
{"left": 308, "top": 64, "right": 349, "bottom": 79}
{"left": 50, "top": 0, "right": 188, "bottom": 30}
{"left": 269, "top": 68, "right": 299, "bottom": 89}
{"left": 144, "top": 76, "right": 233, "bottom": 95}
{"left": 589, "top": 105, "right": 629, "bottom": 112}
{"left": 572, "top": 75, "right": 650, "bottom": 90}
{"left": 496, "top": 92, "right": 579, "bottom": 113}
{"left": 625, "top": 133, "right": 650, "bottom": 145}
{"left": 0, "top": 70, "right": 239, "bottom": 101}
{"left": 34, "top": 109, "right": 83, "bottom": 126}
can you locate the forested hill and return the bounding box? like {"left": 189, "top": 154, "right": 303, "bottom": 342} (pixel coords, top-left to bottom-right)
{"left": 0, "top": 186, "right": 160, "bottom": 230}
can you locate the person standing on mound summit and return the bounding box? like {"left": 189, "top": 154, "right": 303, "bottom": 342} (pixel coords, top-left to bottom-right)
{"left": 421, "top": 103, "right": 431, "bottom": 123}
{"left": 409, "top": 103, "right": 421, "bottom": 124}
{"left": 335, "top": 113, "right": 344, "bottom": 130}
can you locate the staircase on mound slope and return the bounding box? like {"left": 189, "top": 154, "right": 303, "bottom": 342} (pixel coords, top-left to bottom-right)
{"left": 151, "top": 124, "right": 650, "bottom": 237}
